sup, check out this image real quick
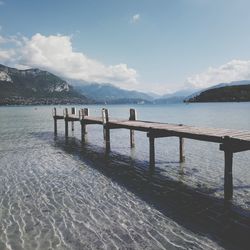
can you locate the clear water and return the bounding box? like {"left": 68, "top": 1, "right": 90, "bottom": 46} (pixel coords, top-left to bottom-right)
{"left": 0, "top": 103, "right": 249, "bottom": 249}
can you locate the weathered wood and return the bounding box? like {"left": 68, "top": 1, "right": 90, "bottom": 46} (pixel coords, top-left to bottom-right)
{"left": 102, "top": 108, "right": 110, "bottom": 151}
{"left": 179, "top": 137, "right": 185, "bottom": 162}
{"left": 53, "top": 108, "right": 57, "bottom": 135}
{"left": 102, "top": 108, "right": 107, "bottom": 140}
{"left": 64, "top": 108, "right": 69, "bottom": 137}
{"left": 79, "top": 108, "right": 90, "bottom": 141}
{"left": 71, "top": 107, "right": 76, "bottom": 131}
{"left": 224, "top": 150, "right": 233, "bottom": 201}
{"left": 52, "top": 107, "right": 56, "bottom": 117}
{"left": 221, "top": 136, "right": 233, "bottom": 201}
{"left": 53, "top": 107, "right": 250, "bottom": 203}
{"left": 129, "top": 109, "right": 137, "bottom": 148}
{"left": 79, "top": 109, "right": 85, "bottom": 141}
{"left": 149, "top": 134, "right": 155, "bottom": 168}
{"left": 220, "top": 140, "right": 250, "bottom": 153}
{"left": 84, "top": 108, "right": 89, "bottom": 116}
{"left": 83, "top": 116, "right": 103, "bottom": 125}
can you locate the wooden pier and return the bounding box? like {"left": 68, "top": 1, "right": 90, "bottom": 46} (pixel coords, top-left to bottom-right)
{"left": 53, "top": 107, "right": 250, "bottom": 201}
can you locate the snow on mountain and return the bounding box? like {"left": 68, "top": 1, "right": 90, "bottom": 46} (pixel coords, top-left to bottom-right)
{"left": 0, "top": 71, "right": 12, "bottom": 83}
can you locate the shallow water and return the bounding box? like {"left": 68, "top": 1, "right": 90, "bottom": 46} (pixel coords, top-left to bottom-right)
{"left": 0, "top": 103, "right": 250, "bottom": 249}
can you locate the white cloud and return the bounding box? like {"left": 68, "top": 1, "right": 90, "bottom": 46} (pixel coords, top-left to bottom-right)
{"left": 0, "top": 50, "right": 15, "bottom": 61}
{"left": 131, "top": 14, "right": 140, "bottom": 23}
{"left": 0, "top": 35, "right": 6, "bottom": 43}
{"left": 0, "top": 1, "right": 4, "bottom": 6}
{"left": 186, "top": 60, "right": 250, "bottom": 88}
{"left": 0, "top": 33, "right": 138, "bottom": 88}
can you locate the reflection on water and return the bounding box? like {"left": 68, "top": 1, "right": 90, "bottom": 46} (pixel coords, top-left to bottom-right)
{"left": 0, "top": 104, "right": 250, "bottom": 249}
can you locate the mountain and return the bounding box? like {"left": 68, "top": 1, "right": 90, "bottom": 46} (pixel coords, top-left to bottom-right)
{"left": 0, "top": 64, "right": 91, "bottom": 105}
{"left": 145, "top": 92, "right": 162, "bottom": 99}
{"left": 185, "top": 80, "right": 250, "bottom": 102}
{"left": 186, "top": 84, "right": 250, "bottom": 102}
{"left": 74, "top": 82, "right": 154, "bottom": 104}
{"left": 154, "top": 88, "right": 197, "bottom": 104}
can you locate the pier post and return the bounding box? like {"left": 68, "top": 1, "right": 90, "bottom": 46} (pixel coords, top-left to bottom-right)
{"left": 102, "top": 108, "right": 110, "bottom": 151}
{"left": 79, "top": 108, "right": 89, "bottom": 141}
{"left": 64, "top": 108, "right": 69, "bottom": 137}
{"left": 179, "top": 137, "right": 185, "bottom": 162}
{"left": 79, "top": 109, "right": 85, "bottom": 141}
{"left": 52, "top": 107, "right": 57, "bottom": 135}
{"left": 129, "top": 109, "right": 137, "bottom": 148}
{"left": 71, "top": 107, "right": 76, "bottom": 131}
{"left": 223, "top": 136, "right": 233, "bottom": 201}
{"left": 148, "top": 133, "right": 155, "bottom": 168}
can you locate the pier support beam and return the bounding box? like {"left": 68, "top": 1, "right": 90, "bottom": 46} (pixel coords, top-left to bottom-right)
{"left": 53, "top": 107, "right": 57, "bottom": 135}
{"left": 220, "top": 136, "right": 234, "bottom": 201}
{"left": 224, "top": 150, "right": 233, "bottom": 201}
{"left": 148, "top": 133, "right": 155, "bottom": 168}
{"left": 64, "top": 108, "right": 69, "bottom": 137}
{"left": 79, "top": 108, "right": 89, "bottom": 141}
{"left": 102, "top": 108, "right": 110, "bottom": 152}
{"left": 71, "top": 107, "right": 76, "bottom": 131}
{"left": 129, "top": 109, "right": 137, "bottom": 148}
{"left": 179, "top": 137, "right": 185, "bottom": 163}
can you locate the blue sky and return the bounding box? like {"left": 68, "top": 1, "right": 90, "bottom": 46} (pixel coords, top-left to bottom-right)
{"left": 1, "top": 0, "right": 250, "bottom": 93}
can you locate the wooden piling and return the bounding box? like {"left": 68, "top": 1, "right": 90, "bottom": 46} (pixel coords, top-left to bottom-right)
{"left": 102, "top": 108, "right": 110, "bottom": 151}
{"left": 102, "top": 108, "right": 106, "bottom": 140}
{"left": 64, "top": 108, "right": 69, "bottom": 137}
{"left": 79, "top": 108, "right": 89, "bottom": 141}
{"left": 52, "top": 107, "right": 250, "bottom": 202}
{"left": 223, "top": 136, "right": 233, "bottom": 201}
{"left": 79, "top": 109, "right": 85, "bottom": 141}
{"left": 129, "top": 109, "right": 137, "bottom": 148}
{"left": 149, "top": 133, "right": 155, "bottom": 168}
{"left": 53, "top": 107, "right": 57, "bottom": 135}
{"left": 71, "top": 107, "right": 76, "bottom": 131}
{"left": 179, "top": 137, "right": 185, "bottom": 162}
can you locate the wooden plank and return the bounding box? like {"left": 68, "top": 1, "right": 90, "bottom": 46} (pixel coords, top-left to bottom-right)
{"left": 54, "top": 115, "right": 64, "bottom": 120}
{"left": 149, "top": 129, "right": 224, "bottom": 143}
{"left": 52, "top": 109, "right": 250, "bottom": 146}
{"left": 84, "top": 116, "right": 103, "bottom": 125}
{"left": 220, "top": 140, "right": 250, "bottom": 153}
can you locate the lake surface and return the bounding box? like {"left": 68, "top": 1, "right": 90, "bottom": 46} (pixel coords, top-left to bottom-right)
{"left": 0, "top": 103, "right": 250, "bottom": 249}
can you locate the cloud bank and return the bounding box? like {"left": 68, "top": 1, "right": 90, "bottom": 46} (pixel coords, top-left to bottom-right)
{"left": 186, "top": 60, "right": 250, "bottom": 88}
{"left": 0, "top": 33, "right": 138, "bottom": 88}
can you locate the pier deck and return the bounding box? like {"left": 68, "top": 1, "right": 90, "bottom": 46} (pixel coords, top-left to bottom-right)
{"left": 52, "top": 107, "right": 250, "bottom": 201}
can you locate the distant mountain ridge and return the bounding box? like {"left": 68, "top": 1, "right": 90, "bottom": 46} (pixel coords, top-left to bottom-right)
{"left": 1, "top": 63, "right": 249, "bottom": 105}
{"left": 185, "top": 80, "right": 250, "bottom": 102}
{"left": 154, "top": 89, "right": 197, "bottom": 104}
{"left": 74, "top": 82, "right": 154, "bottom": 104}
{"left": 0, "top": 64, "right": 90, "bottom": 105}
{"left": 185, "top": 80, "right": 250, "bottom": 100}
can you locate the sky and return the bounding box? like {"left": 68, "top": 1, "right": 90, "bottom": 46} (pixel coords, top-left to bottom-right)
{"left": 1, "top": 0, "right": 250, "bottom": 94}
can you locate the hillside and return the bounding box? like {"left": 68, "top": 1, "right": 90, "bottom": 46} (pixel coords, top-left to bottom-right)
{"left": 74, "top": 83, "right": 153, "bottom": 104}
{"left": 187, "top": 84, "right": 250, "bottom": 102}
{"left": 0, "top": 64, "right": 91, "bottom": 105}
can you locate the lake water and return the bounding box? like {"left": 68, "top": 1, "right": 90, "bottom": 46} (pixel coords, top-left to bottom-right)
{"left": 0, "top": 103, "right": 250, "bottom": 249}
